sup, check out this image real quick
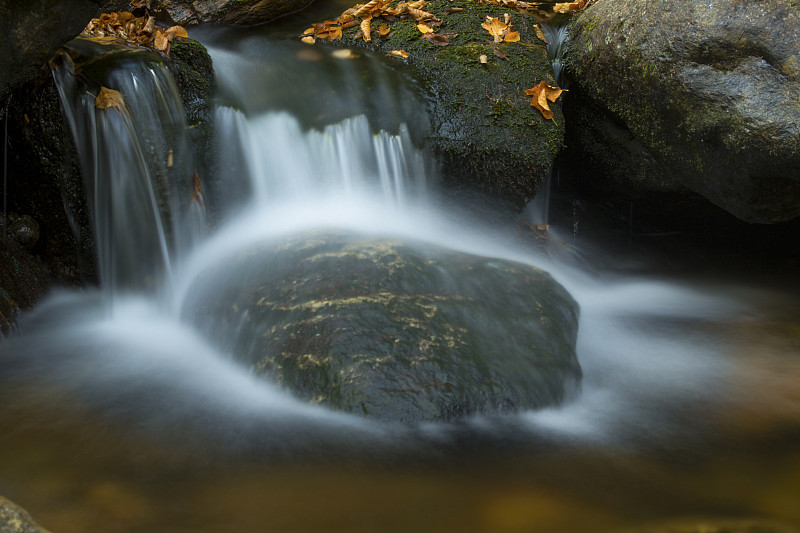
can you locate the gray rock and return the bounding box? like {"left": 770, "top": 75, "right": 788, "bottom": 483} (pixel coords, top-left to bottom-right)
{"left": 147, "top": 0, "right": 315, "bottom": 26}
{"left": 184, "top": 231, "right": 581, "bottom": 424}
{"left": 565, "top": 0, "right": 800, "bottom": 223}
{"left": 0, "top": 496, "right": 50, "bottom": 533}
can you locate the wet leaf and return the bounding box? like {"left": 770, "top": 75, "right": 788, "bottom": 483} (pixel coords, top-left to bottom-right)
{"left": 417, "top": 23, "right": 434, "bottom": 33}
{"left": 301, "top": 35, "right": 315, "bottom": 44}
{"left": 534, "top": 24, "right": 549, "bottom": 44}
{"left": 421, "top": 32, "right": 453, "bottom": 46}
{"left": 481, "top": 14, "right": 518, "bottom": 44}
{"left": 95, "top": 86, "right": 125, "bottom": 110}
{"left": 378, "top": 23, "right": 391, "bottom": 37}
{"left": 388, "top": 49, "right": 409, "bottom": 58}
{"left": 332, "top": 48, "right": 358, "bottom": 59}
{"left": 360, "top": 17, "right": 372, "bottom": 42}
{"left": 154, "top": 29, "right": 169, "bottom": 51}
{"left": 524, "top": 81, "right": 565, "bottom": 120}
{"left": 191, "top": 170, "right": 203, "bottom": 205}
{"left": 493, "top": 47, "right": 508, "bottom": 59}
{"left": 165, "top": 25, "right": 188, "bottom": 39}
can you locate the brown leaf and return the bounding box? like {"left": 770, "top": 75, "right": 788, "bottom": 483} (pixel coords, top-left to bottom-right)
{"left": 446, "top": 7, "right": 465, "bottom": 13}
{"left": 493, "top": 47, "right": 508, "bottom": 59}
{"left": 388, "top": 49, "right": 409, "bottom": 58}
{"left": 378, "top": 23, "right": 391, "bottom": 37}
{"left": 154, "top": 29, "right": 169, "bottom": 51}
{"left": 524, "top": 81, "right": 565, "bottom": 120}
{"left": 191, "top": 170, "right": 203, "bottom": 205}
{"left": 165, "top": 25, "right": 188, "bottom": 39}
{"left": 421, "top": 33, "right": 451, "bottom": 46}
{"left": 534, "top": 24, "right": 549, "bottom": 44}
{"left": 481, "top": 14, "right": 518, "bottom": 44}
{"left": 354, "top": 0, "right": 382, "bottom": 17}
{"left": 95, "top": 86, "right": 125, "bottom": 110}
{"left": 360, "top": 17, "right": 372, "bottom": 42}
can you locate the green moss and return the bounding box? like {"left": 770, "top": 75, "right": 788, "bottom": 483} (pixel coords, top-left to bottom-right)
{"left": 330, "top": 0, "right": 563, "bottom": 205}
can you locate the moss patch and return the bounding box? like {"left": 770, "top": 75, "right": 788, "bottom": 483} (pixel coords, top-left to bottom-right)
{"left": 314, "top": 0, "right": 564, "bottom": 207}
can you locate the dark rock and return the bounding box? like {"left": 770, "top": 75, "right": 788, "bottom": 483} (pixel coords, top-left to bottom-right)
{"left": 343, "top": 0, "right": 564, "bottom": 208}
{"left": 0, "top": 496, "right": 50, "bottom": 533}
{"left": 184, "top": 231, "right": 581, "bottom": 424}
{"left": 565, "top": 0, "right": 800, "bottom": 223}
{"left": 148, "top": 0, "right": 315, "bottom": 26}
{"left": 0, "top": 238, "right": 49, "bottom": 339}
{"left": 0, "top": 0, "right": 129, "bottom": 99}
{"left": 628, "top": 517, "right": 800, "bottom": 533}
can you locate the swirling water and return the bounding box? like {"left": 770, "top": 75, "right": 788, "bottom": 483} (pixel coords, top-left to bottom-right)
{"left": 1, "top": 25, "right": 799, "bottom": 533}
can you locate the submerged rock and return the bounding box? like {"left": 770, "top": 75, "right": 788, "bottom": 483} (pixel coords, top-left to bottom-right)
{"left": 0, "top": 496, "right": 50, "bottom": 533}
{"left": 185, "top": 232, "right": 581, "bottom": 423}
{"left": 148, "top": 0, "right": 315, "bottom": 26}
{"left": 565, "top": 0, "right": 800, "bottom": 223}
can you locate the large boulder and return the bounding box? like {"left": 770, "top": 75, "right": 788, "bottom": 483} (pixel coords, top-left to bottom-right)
{"left": 184, "top": 232, "right": 581, "bottom": 423}
{"left": 565, "top": 0, "right": 800, "bottom": 223}
{"left": 0, "top": 0, "right": 128, "bottom": 99}
{"left": 304, "top": 0, "right": 564, "bottom": 208}
{"left": 147, "top": 0, "right": 315, "bottom": 26}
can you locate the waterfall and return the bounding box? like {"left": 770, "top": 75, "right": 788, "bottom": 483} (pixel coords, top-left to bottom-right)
{"left": 51, "top": 38, "right": 200, "bottom": 299}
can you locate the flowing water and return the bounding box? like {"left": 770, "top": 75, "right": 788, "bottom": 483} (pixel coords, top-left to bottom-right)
{"left": 1, "top": 20, "right": 800, "bottom": 533}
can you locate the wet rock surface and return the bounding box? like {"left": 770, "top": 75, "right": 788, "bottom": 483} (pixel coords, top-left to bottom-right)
{"left": 148, "top": 0, "right": 316, "bottom": 26}
{"left": 185, "top": 231, "right": 581, "bottom": 423}
{"left": 0, "top": 496, "right": 50, "bottom": 533}
{"left": 565, "top": 0, "right": 800, "bottom": 223}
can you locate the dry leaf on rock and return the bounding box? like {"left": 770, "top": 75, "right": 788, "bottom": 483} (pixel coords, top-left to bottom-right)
{"left": 493, "top": 47, "right": 508, "bottom": 59}
{"left": 95, "top": 86, "right": 125, "bottom": 110}
{"left": 360, "top": 17, "right": 372, "bottom": 41}
{"left": 524, "top": 81, "right": 565, "bottom": 120}
{"left": 481, "top": 14, "right": 519, "bottom": 43}
{"left": 479, "top": 54, "right": 488, "bottom": 64}
{"left": 534, "top": 24, "right": 548, "bottom": 44}
{"left": 417, "top": 23, "right": 434, "bottom": 33}
{"left": 388, "top": 49, "right": 409, "bottom": 58}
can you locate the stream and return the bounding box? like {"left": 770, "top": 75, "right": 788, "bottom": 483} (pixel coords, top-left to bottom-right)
{"left": 1, "top": 8, "right": 800, "bottom": 533}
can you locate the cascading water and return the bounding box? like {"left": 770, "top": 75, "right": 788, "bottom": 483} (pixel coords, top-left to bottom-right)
{"left": 1, "top": 26, "right": 799, "bottom": 533}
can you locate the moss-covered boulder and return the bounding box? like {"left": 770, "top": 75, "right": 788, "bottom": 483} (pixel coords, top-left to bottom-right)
{"left": 565, "top": 0, "right": 800, "bottom": 223}
{"left": 309, "top": 1, "right": 564, "bottom": 208}
{"left": 184, "top": 231, "right": 581, "bottom": 423}
{"left": 149, "top": 0, "right": 315, "bottom": 26}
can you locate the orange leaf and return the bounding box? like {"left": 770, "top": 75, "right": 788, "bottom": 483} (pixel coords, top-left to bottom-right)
{"left": 154, "top": 29, "right": 169, "bottom": 51}
{"left": 95, "top": 86, "right": 125, "bottom": 110}
{"left": 378, "top": 23, "right": 391, "bottom": 37}
{"left": 524, "top": 81, "right": 565, "bottom": 120}
{"left": 165, "top": 25, "right": 188, "bottom": 39}
{"left": 301, "top": 35, "right": 315, "bottom": 44}
{"left": 360, "top": 17, "right": 372, "bottom": 42}
{"left": 388, "top": 50, "right": 409, "bottom": 58}
{"left": 481, "top": 14, "right": 518, "bottom": 44}
{"left": 417, "top": 23, "right": 434, "bottom": 33}
{"left": 534, "top": 24, "right": 549, "bottom": 44}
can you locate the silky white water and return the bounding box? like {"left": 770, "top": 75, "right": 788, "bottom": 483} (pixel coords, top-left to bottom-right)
{"left": 1, "top": 29, "right": 799, "bottom": 533}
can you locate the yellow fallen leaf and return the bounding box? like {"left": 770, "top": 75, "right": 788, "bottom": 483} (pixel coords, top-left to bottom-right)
{"left": 417, "top": 23, "right": 433, "bottom": 33}
{"left": 332, "top": 48, "right": 357, "bottom": 59}
{"left": 534, "top": 24, "right": 549, "bottom": 44}
{"left": 524, "top": 81, "right": 565, "bottom": 120}
{"left": 481, "top": 14, "right": 518, "bottom": 44}
{"left": 303, "top": 27, "right": 315, "bottom": 35}
{"left": 379, "top": 23, "right": 390, "bottom": 36}
{"left": 301, "top": 35, "right": 315, "bottom": 44}
{"left": 361, "top": 17, "right": 372, "bottom": 42}
{"left": 165, "top": 25, "right": 188, "bottom": 39}
{"left": 388, "top": 49, "right": 409, "bottom": 58}
{"left": 95, "top": 86, "right": 125, "bottom": 110}
{"left": 504, "top": 31, "right": 519, "bottom": 42}
{"left": 479, "top": 54, "right": 488, "bottom": 64}
{"left": 154, "top": 29, "right": 169, "bottom": 51}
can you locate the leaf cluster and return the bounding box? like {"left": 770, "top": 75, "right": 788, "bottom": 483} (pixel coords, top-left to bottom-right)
{"left": 82, "top": 4, "right": 188, "bottom": 58}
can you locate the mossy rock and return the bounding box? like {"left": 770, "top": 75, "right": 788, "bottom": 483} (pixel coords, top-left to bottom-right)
{"left": 184, "top": 231, "right": 581, "bottom": 423}
{"left": 565, "top": 0, "right": 800, "bottom": 223}
{"left": 316, "top": 0, "right": 564, "bottom": 208}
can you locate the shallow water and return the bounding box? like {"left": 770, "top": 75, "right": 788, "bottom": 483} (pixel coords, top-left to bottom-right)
{"left": 2, "top": 14, "right": 800, "bottom": 533}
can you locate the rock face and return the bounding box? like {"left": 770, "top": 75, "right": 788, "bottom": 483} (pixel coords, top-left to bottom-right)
{"left": 0, "top": 0, "right": 129, "bottom": 98}
{"left": 565, "top": 0, "right": 800, "bottom": 223}
{"left": 0, "top": 496, "right": 50, "bottom": 533}
{"left": 312, "top": 0, "right": 564, "bottom": 208}
{"left": 148, "top": 0, "right": 315, "bottom": 26}
{"left": 185, "top": 232, "right": 581, "bottom": 423}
